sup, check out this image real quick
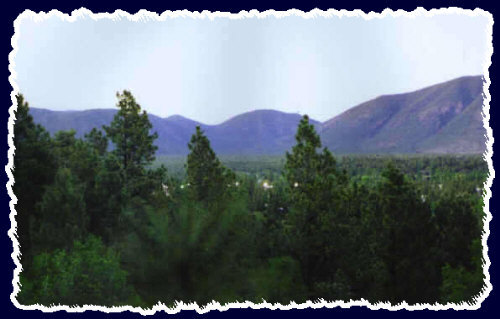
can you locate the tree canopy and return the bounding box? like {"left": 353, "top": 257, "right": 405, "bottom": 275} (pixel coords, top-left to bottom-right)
{"left": 13, "top": 96, "right": 486, "bottom": 307}
{"left": 186, "top": 126, "right": 235, "bottom": 204}
{"left": 103, "top": 91, "right": 160, "bottom": 199}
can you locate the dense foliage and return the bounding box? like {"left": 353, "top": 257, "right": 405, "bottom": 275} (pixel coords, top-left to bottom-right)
{"left": 13, "top": 93, "right": 487, "bottom": 307}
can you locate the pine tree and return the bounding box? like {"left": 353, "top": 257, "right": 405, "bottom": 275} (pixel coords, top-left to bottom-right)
{"left": 31, "top": 168, "right": 88, "bottom": 253}
{"left": 103, "top": 91, "right": 159, "bottom": 198}
{"left": 284, "top": 115, "right": 337, "bottom": 197}
{"left": 375, "top": 163, "right": 440, "bottom": 303}
{"left": 19, "top": 235, "right": 136, "bottom": 306}
{"left": 84, "top": 128, "right": 108, "bottom": 156}
{"left": 283, "top": 115, "right": 346, "bottom": 294}
{"left": 434, "top": 191, "right": 480, "bottom": 270}
{"left": 186, "top": 126, "right": 234, "bottom": 204}
{"left": 12, "top": 94, "right": 56, "bottom": 266}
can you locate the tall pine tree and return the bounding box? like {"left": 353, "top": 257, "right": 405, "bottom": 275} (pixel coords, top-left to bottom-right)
{"left": 12, "top": 94, "right": 56, "bottom": 266}
{"left": 103, "top": 91, "right": 159, "bottom": 199}
{"left": 186, "top": 126, "right": 234, "bottom": 204}
{"left": 283, "top": 115, "right": 348, "bottom": 296}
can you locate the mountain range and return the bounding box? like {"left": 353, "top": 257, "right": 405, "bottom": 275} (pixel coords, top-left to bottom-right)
{"left": 28, "top": 75, "right": 486, "bottom": 155}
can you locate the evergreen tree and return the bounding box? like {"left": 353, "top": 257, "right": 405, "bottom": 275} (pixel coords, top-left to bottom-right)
{"left": 52, "top": 130, "right": 78, "bottom": 168}
{"left": 186, "top": 126, "right": 234, "bottom": 204}
{"left": 89, "top": 153, "right": 123, "bottom": 243}
{"left": 19, "top": 235, "right": 137, "bottom": 306}
{"left": 31, "top": 168, "right": 88, "bottom": 253}
{"left": 12, "top": 94, "right": 56, "bottom": 266}
{"left": 84, "top": 128, "right": 108, "bottom": 156}
{"left": 11, "top": 92, "right": 487, "bottom": 305}
{"left": 284, "top": 115, "right": 339, "bottom": 200}
{"left": 283, "top": 115, "right": 348, "bottom": 296}
{"left": 103, "top": 91, "right": 159, "bottom": 198}
{"left": 434, "top": 191, "right": 480, "bottom": 270}
{"left": 50, "top": 130, "right": 112, "bottom": 241}
{"left": 439, "top": 239, "right": 484, "bottom": 303}
{"left": 375, "top": 163, "right": 440, "bottom": 303}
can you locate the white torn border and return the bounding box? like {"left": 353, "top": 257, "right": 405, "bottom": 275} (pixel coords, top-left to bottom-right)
{"left": 6, "top": 7, "right": 494, "bottom": 314}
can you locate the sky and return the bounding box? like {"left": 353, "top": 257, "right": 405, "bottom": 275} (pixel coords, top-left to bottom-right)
{"left": 13, "top": 10, "right": 491, "bottom": 125}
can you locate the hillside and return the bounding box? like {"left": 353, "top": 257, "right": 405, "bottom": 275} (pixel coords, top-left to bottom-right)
{"left": 320, "top": 75, "right": 485, "bottom": 154}
{"left": 205, "top": 110, "right": 320, "bottom": 155}
{"left": 29, "top": 108, "right": 318, "bottom": 155}
{"left": 28, "top": 75, "right": 486, "bottom": 155}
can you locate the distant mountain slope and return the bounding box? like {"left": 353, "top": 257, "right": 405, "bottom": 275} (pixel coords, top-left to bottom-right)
{"left": 416, "top": 94, "right": 486, "bottom": 153}
{"left": 205, "top": 110, "right": 320, "bottom": 155}
{"left": 29, "top": 108, "right": 118, "bottom": 136}
{"left": 28, "top": 75, "right": 486, "bottom": 155}
{"left": 320, "top": 75, "right": 485, "bottom": 154}
{"left": 149, "top": 115, "right": 202, "bottom": 155}
{"left": 29, "top": 108, "right": 318, "bottom": 155}
{"left": 29, "top": 108, "right": 202, "bottom": 155}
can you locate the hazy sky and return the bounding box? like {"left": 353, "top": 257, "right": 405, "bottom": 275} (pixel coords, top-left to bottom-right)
{"left": 13, "top": 10, "right": 491, "bottom": 124}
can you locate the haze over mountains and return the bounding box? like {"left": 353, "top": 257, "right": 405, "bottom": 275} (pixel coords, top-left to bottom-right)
{"left": 28, "top": 75, "right": 486, "bottom": 155}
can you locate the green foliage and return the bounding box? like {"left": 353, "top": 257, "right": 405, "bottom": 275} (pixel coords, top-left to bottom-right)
{"left": 439, "top": 240, "right": 484, "bottom": 303}
{"left": 19, "top": 235, "right": 136, "bottom": 306}
{"left": 373, "top": 163, "right": 441, "bottom": 303}
{"left": 88, "top": 153, "right": 123, "bottom": 242}
{"left": 14, "top": 94, "right": 486, "bottom": 306}
{"left": 284, "top": 115, "right": 337, "bottom": 191}
{"left": 186, "top": 126, "right": 235, "bottom": 204}
{"left": 434, "top": 191, "right": 481, "bottom": 269}
{"left": 283, "top": 115, "right": 348, "bottom": 293}
{"left": 103, "top": 90, "right": 159, "bottom": 198}
{"left": 13, "top": 94, "right": 56, "bottom": 265}
{"left": 154, "top": 154, "right": 487, "bottom": 185}
{"left": 84, "top": 128, "right": 108, "bottom": 156}
{"left": 118, "top": 192, "right": 254, "bottom": 306}
{"left": 314, "top": 269, "right": 353, "bottom": 301}
{"left": 250, "top": 256, "right": 306, "bottom": 304}
{"left": 52, "top": 130, "right": 101, "bottom": 188}
{"left": 31, "top": 168, "right": 88, "bottom": 253}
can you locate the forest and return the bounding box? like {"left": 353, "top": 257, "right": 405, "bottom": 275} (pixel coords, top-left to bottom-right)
{"left": 12, "top": 91, "right": 487, "bottom": 307}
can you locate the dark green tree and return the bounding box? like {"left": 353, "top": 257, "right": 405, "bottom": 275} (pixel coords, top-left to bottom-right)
{"left": 186, "top": 126, "right": 235, "bottom": 204}
{"left": 50, "top": 130, "right": 115, "bottom": 242}
{"left": 88, "top": 153, "right": 123, "bottom": 243}
{"left": 19, "top": 235, "right": 138, "bottom": 306}
{"left": 283, "top": 115, "right": 348, "bottom": 297}
{"left": 52, "top": 130, "right": 100, "bottom": 185}
{"left": 52, "top": 130, "right": 77, "bottom": 167}
{"left": 284, "top": 116, "right": 343, "bottom": 203}
{"left": 284, "top": 116, "right": 332, "bottom": 187}
{"left": 375, "top": 163, "right": 440, "bottom": 303}
{"left": 84, "top": 128, "right": 108, "bottom": 156}
{"left": 103, "top": 90, "right": 159, "bottom": 198}
{"left": 31, "top": 168, "right": 88, "bottom": 253}
{"left": 439, "top": 239, "right": 484, "bottom": 303}
{"left": 12, "top": 94, "right": 56, "bottom": 266}
{"left": 434, "top": 192, "right": 481, "bottom": 270}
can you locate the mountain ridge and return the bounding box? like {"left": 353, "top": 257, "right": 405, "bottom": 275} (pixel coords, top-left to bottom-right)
{"left": 28, "top": 75, "right": 486, "bottom": 155}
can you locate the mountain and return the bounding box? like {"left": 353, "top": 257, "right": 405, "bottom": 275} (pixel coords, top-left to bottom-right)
{"left": 320, "top": 75, "right": 486, "bottom": 154}
{"left": 28, "top": 75, "right": 486, "bottom": 155}
{"left": 204, "top": 110, "right": 320, "bottom": 155}
{"left": 149, "top": 115, "right": 202, "bottom": 155}
{"left": 29, "top": 108, "right": 118, "bottom": 135}
{"left": 29, "top": 108, "right": 318, "bottom": 155}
